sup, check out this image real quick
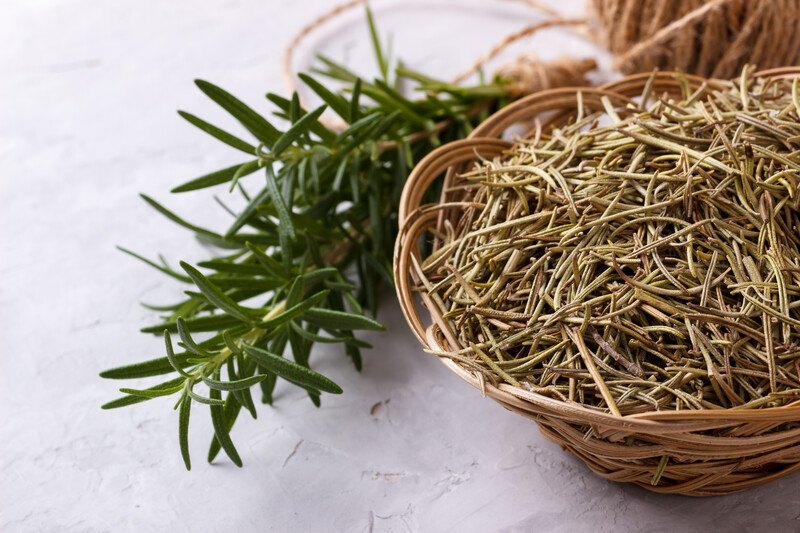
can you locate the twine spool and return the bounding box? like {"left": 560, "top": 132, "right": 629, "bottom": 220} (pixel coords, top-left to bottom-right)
{"left": 593, "top": 0, "right": 800, "bottom": 79}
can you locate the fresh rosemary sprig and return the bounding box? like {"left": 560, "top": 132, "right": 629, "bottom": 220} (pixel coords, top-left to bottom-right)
{"left": 101, "top": 10, "right": 508, "bottom": 469}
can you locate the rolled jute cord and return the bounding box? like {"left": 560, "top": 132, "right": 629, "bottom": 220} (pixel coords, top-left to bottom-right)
{"left": 282, "top": 0, "right": 596, "bottom": 130}
{"left": 592, "top": 0, "right": 800, "bottom": 79}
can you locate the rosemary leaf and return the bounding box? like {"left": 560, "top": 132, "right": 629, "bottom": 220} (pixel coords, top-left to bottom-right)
{"left": 243, "top": 344, "right": 343, "bottom": 394}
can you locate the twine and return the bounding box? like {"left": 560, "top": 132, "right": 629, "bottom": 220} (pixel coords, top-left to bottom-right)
{"left": 593, "top": 0, "right": 800, "bottom": 79}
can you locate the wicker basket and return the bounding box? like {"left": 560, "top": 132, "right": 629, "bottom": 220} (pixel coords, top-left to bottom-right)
{"left": 394, "top": 67, "right": 800, "bottom": 496}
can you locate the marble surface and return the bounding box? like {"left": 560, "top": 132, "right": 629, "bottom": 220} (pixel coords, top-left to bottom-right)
{"left": 2, "top": 0, "right": 799, "bottom": 531}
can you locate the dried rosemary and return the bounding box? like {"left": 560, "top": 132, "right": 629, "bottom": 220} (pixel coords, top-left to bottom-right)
{"left": 419, "top": 68, "right": 800, "bottom": 415}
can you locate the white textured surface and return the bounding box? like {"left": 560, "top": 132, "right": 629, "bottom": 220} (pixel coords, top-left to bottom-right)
{"left": 2, "top": 1, "right": 800, "bottom": 531}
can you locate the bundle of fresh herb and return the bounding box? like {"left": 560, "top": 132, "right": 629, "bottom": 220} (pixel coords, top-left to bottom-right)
{"left": 100, "top": 9, "right": 509, "bottom": 469}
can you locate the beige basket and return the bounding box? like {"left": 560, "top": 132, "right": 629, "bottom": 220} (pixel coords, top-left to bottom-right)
{"left": 393, "top": 67, "right": 800, "bottom": 496}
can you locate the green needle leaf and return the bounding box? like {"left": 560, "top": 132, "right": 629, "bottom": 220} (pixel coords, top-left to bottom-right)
{"left": 178, "top": 396, "right": 192, "bottom": 470}
{"left": 349, "top": 78, "right": 362, "bottom": 123}
{"left": 201, "top": 373, "right": 268, "bottom": 391}
{"left": 259, "top": 373, "right": 278, "bottom": 405}
{"left": 176, "top": 318, "right": 213, "bottom": 358}
{"left": 225, "top": 184, "right": 271, "bottom": 237}
{"left": 208, "top": 388, "right": 243, "bottom": 467}
{"left": 207, "top": 394, "right": 242, "bottom": 462}
{"left": 117, "top": 247, "right": 192, "bottom": 283}
{"left": 226, "top": 356, "right": 257, "bottom": 419}
{"left": 334, "top": 111, "right": 382, "bottom": 144}
{"left": 364, "top": 81, "right": 432, "bottom": 128}
{"left": 228, "top": 160, "right": 263, "bottom": 193}
{"left": 100, "top": 354, "right": 190, "bottom": 379}
{"left": 120, "top": 382, "right": 186, "bottom": 398}
{"left": 246, "top": 241, "right": 291, "bottom": 279}
{"left": 365, "top": 5, "right": 389, "bottom": 83}
{"left": 298, "top": 73, "right": 350, "bottom": 121}
{"left": 187, "top": 388, "right": 227, "bottom": 406}
{"left": 286, "top": 276, "right": 304, "bottom": 308}
{"left": 141, "top": 314, "right": 244, "bottom": 334}
{"left": 303, "top": 308, "right": 385, "bottom": 331}
{"left": 140, "top": 194, "right": 221, "bottom": 238}
{"left": 271, "top": 104, "right": 328, "bottom": 156}
{"left": 266, "top": 92, "right": 336, "bottom": 144}
{"left": 313, "top": 54, "right": 358, "bottom": 83}
{"left": 264, "top": 164, "right": 295, "bottom": 264}
{"left": 195, "top": 260, "right": 265, "bottom": 276}
{"left": 300, "top": 267, "right": 338, "bottom": 285}
{"left": 195, "top": 79, "right": 281, "bottom": 147}
{"left": 257, "top": 290, "right": 329, "bottom": 329}
{"left": 102, "top": 376, "right": 187, "bottom": 409}
{"left": 165, "top": 330, "right": 192, "bottom": 378}
{"left": 289, "top": 322, "right": 351, "bottom": 344}
{"left": 178, "top": 110, "right": 258, "bottom": 155}
{"left": 171, "top": 161, "right": 260, "bottom": 193}
{"left": 180, "top": 262, "right": 258, "bottom": 324}
{"left": 242, "top": 344, "right": 343, "bottom": 394}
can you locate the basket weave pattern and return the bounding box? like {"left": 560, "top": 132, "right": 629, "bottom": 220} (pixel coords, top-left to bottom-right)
{"left": 394, "top": 68, "right": 800, "bottom": 496}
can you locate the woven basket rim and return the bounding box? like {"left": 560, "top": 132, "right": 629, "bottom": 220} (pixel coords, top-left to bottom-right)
{"left": 393, "top": 67, "right": 800, "bottom": 432}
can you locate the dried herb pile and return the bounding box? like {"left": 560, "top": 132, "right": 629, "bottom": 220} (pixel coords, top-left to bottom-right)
{"left": 420, "top": 70, "right": 800, "bottom": 415}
